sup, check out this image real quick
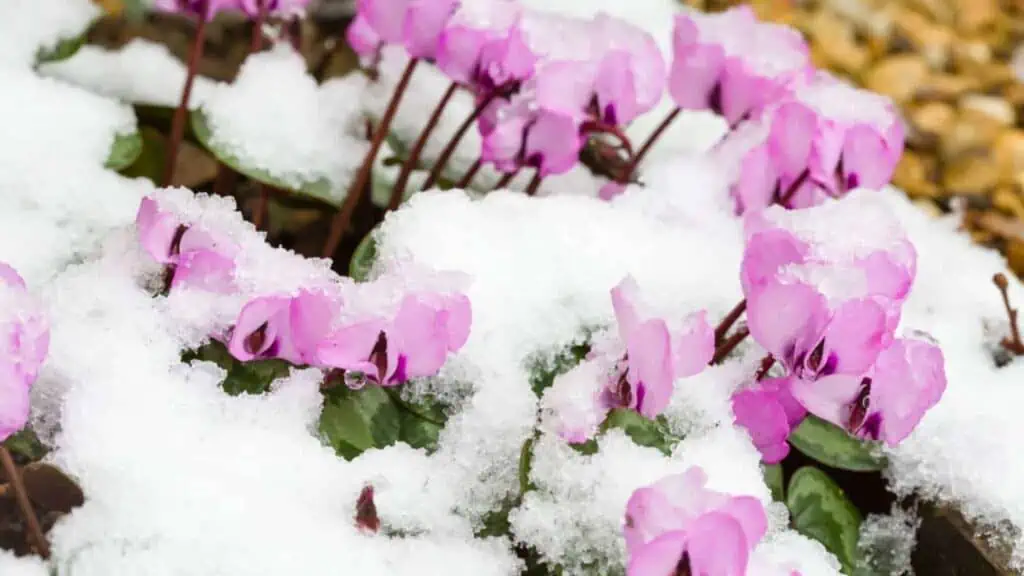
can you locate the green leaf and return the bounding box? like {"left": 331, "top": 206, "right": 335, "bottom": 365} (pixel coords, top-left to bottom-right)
{"left": 600, "top": 409, "right": 678, "bottom": 456}
{"left": 191, "top": 108, "right": 337, "bottom": 205}
{"left": 182, "top": 341, "right": 291, "bottom": 396}
{"left": 319, "top": 386, "right": 401, "bottom": 460}
{"left": 519, "top": 436, "right": 535, "bottom": 495}
{"left": 787, "top": 466, "right": 863, "bottom": 574}
{"left": 789, "top": 415, "right": 886, "bottom": 472}
{"left": 36, "top": 34, "right": 86, "bottom": 64}
{"left": 119, "top": 127, "right": 165, "bottom": 182}
{"left": 3, "top": 428, "right": 48, "bottom": 463}
{"left": 527, "top": 339, "right": 592, "bottom": 397}
{"left": 349, "top": 230, "right": 378, "bottom": 282}
{"left": 105, "top": 131, "right": 144, "bottom": 172}
{"left": 763, "top": 463, "right": 785, "bottom": 502}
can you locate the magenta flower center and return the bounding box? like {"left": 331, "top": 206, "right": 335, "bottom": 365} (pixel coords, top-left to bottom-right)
{"left": 244, "top": 322, "right": 270, "bottom": 355}
{"left": 844, "top": 377, "right": 874, "bottom": 435}
{"left": 675, "top": 551, "right": 692, "bottom": 576}
{"left": 368, "top": 331, "right": 389, "bottom": 381}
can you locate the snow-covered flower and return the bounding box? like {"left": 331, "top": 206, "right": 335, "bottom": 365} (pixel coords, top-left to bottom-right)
{"left": 0, "top": 263, "right": 48, "bottom": 442}
{"left": 135, "top": 196, "right": 238, "bottom": 293}
{"left": 624, "top": 467, "right": 767, "bottom": 576}
{"left": 435, "top": 0, "right": 536, "bottom": 95}
{"left": 227, "top": 289, "right": 339, "bottom": 365}
{"left": 349, "top": 0, "right": 460, "bottom": 61}
{"left": 731, "top": 376, "right": 805, "bottom": 464}
{"left": 668, "top": 5, "right": 810, "bottom": 126}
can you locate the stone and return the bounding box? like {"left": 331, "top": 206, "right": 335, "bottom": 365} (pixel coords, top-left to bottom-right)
{"left": 994, "top": 130, "right": 1024, "bottom": 181}
{"left": 960, "top": 94, "right": 1016, "bottom": 125}
{"left": 910, "top": 101, "right": 957, "bottom": 145}
{"left": 941, "top": 108, "right": 1004, "bottom": 157}
{"left": 955, "top": 0, "right": 1000, "bottom": 34}
{"left": 993, "top": 185, "right": 1024, "bottom": 220}
{"left": 892, "top": 8, "right": 954, "bottom": 68}
{"left": 918, "top": 73, "right": 983, "bottom": 101}
{"left": 943, "top": 154, "right": 1001, "bottom": 195}
{"left": 894, "top": 151, "right": 940, "bottom": 198}
{"left": 808, "top": 11, "right": 870, "bottom": 74}
{"left": 865, "top": 55, "right": 931, "bottom": 103}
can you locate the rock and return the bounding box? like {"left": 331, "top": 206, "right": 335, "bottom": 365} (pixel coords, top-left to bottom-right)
{"left": 955, "top": 0, "right": 1000, "bottom": 34}
{"left": 1009, "top": 239, "right": 1024, "bottom": 277}
{"left": 892, "top": 8, "right": 954, "bottom": 68}
{"left": 808, "top": 11, "right": 870, "bottom": 74}
{"left": 941, "top": 108, "right": 1004, "bottom": 157}
{"left": 960, "top": 94, "right": 1016, "bottom": 125}
{"left": 994, "top": 130, "right": 1024, "bottom": 180}
{"left": 918, "top": 73, "right": 983, "bottom": 101}
{"left": 943, "top": 154, "right": 1001, "bottom": 195}
{"left": 910, "top": 101, "right": 957, "bottom": 146}
{"left": 865, "top": 55, "right": 930, "bottom": 103}
{"left": 993, "top": 185, "right": 1024, "bottom": 220}
{"left": 894, "top": 151, "right": 940, "bottom": 197}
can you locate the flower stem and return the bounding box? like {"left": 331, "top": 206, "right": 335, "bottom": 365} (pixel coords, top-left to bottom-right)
{"left": 755, "top": 354, "right": 775, "bottom": 381}
{"left": 322, "top": 58, "right": 419, "bottom": 258}
{"left": 252, "top": 183, "right": 269, "bottom": 230}
{"left": 388, "top": 82, "right": 459, "bottom": 211}
{"left": 492, "top": 168, "right": 519, "bottom": 191}
{"left": 0, "top": 447, "right": 48, "bottom": 558}
{"left": 421, "top": 91, "right": 498, "bottom": 191}
{"left": 455, "top": 157, "right": 482, "bottom": 189}
{"left": 620, "top": 106, "right": 680, "bottom": 183}
{"left": 994, "top": 273, "right": 1024, "bottom": 354}
{"left": 712, "top": 327, "right": 749, "bottom": 365}
{"left": 524, "top": 170, "right": 544, "bottom": 196}
{"left": 777, "top": 169, "right": 810, "bottom": 207}
{"left": 161, "top": 12, "right": 209, "bottom": 188}
{"left": 713, "top": 299, "right": 747, "bottom": 345}
{"left": 212, "top": 163, "right": 237, "bottom": 196}
{"left": 249, "top": 0, "right": 267, "bottom": 52}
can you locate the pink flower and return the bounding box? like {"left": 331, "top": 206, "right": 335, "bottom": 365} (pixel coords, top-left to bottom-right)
{"left": 546, "top": 277, "right": 712, "bottom": 443}
{"left": 480, "top": 96, "right": 586, "bottom": 177}
{"left": 741, "top": 195, "right": 917, "bottom": 333}
{"left": 589, "top": 14, "right": 666, "bottom": 126}
{"left": 731, "top": 377, "right": 806, "bottom": 464}
{"left": 347, "top": 15, "right": 384, "bottom": 66}
{"left": 625, "top": 467, "right": 767, "bottom": 576}
{"left": 353, "top": 0, "right": 459, "bottom": 60}
{"left": 0, "top": 263, "right": 49, "bottom": 442}
{"left": 135, "top": 196, "right": 238, "bottom": 293}
{"left": 227, "top": 289, "right": 339, "bottom": 365}
{"left": 436, "top": 1, "right": 536, "bottom": 94}
{"left": 792, "top": 337, "right": 946, "bottom": 445}
{"left": 669, "top": 5, "right": 810, "bottom": 126}
{"left": 317, "top": 291, "right": 472, "bottom": 387}
{"left": 717, "top": 72, "right": 903, "bottom": 213}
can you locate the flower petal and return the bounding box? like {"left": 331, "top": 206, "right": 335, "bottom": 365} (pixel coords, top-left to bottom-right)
{"left": 626, "top": 318, "right": 674, "bottom": 418}
{"left": 821, "top": 298, "right": 888, "bottom": 375}
{"left": 790, "top": 374, "right": 863, "bottom": 429}
{"left": 746, "top": 281, "right": 828, "bottom": 369}
{"left": 869, "top": 337, "right": 946, "bottom": 445}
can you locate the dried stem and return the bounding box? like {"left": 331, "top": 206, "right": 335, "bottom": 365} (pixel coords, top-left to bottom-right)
{"left": 388, "top": 82, "right": 459, "bottom": 211}
{"left": 421, "top": 91, "right": 498, "bottom": 191}
{"left": 322, "top": 58, "right": 419, "bottom": 258}
{"left": 161, "top": 12, "right": 209, "bottom": 187}
{"left": 712, "top": 327, "right": 749, "bottom": 365}
{"left": 492, "top": 169, "right": 519, "bottom": 191}
{"left": 620, "top": 107, "right": 680, "bottom": 183}
{"left": 713, "top": 299, "right": 747, "bottom": 345}
{"left": 524, "top": 170, "right": 544, "bottom": 196}
{"left": 994, "top": 273, "right": 1024, "bottom": 354}
{"left": 455, "top": 157, "right": 482, "bottom": 189}
{"left": 0, "top": 447, "right": 48, "bottom": 558}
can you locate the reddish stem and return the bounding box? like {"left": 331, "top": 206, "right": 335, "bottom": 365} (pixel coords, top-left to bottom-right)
{"left": 582, "top": 121, "right": 635, "bottom": 158}
{"left": 388, "top": 82, "right": 459, "bottom": 211}
{"left": 712, "top": 327, "right": 749, "bottom": 365}
{"left": 252, "top": 183, "right": 269, "bottom": 230}
{"left": 778, "top": 169, "right": 810, "bottom": 207}
{"left": 421, "top": 91, "right": 498, "bottom": 191}
{"left": 355, "top": 485, "right": 380, "bottom": 533}
{"left": 492, "top": 169, "right": 519, "bottom": 191}
{"left": 455, "top": 157, "right": 482, "bottom": 189}
{"left": 0, "top": 447, "right": 48, "bottom": 558}
{"left": 755, "top": 355, "right": 776, "bottom": 381}
{"left": 249, "top": 0, "right": 267, "bottom": 52}
{"left": 713, "top": 299, "right": 747, "bottom": 345}
{"left": 161, "top": 12, "right": 209, "bottom": 187}
{"left": 322, "top": 59, "right": 419, "bottom": 258}
{"left": 212, "top": 163, "right": 237, "bottom": 196}
{"left": 525, "top": 170, "right": 543, "bottom": 196}
{"left": 620, "top": 107, "right": 680, "bottom": 184}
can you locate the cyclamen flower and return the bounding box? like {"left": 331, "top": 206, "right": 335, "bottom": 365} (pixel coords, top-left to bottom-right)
{"left": 317, "top": 292, "right": 471, "bottom": 387}
{"left": 436, "top": 0, "right": 536, "bottom": 95}
{"left": 136, "top": 196, "right": 238, "bottom": 293}
{"left": 546, "top": 277, "right": 713, "bottom": 442}
{"left": 0, "top": 263, "right": 49, "bottom": 442}
{"left": 719, "top": 72, "right": 903, "bottom": 213}
{"left": 741, "top": 193, "right": 917, "bottom": 332}
{"left": 625, "top": 467, "right": 767, "bottom": 576}
{"left": 669, "top": 5, "right": 810, "bottom": 126}
{"left": 481, "top": 93, "right": 587, "bottom": 177}
{"left": 351, "top": 0, "right": 460, "bottom": 61}
{"left": 731, "top": 377, "right": 805, "bottom": 464}
{"left": 588, "top": 13, "right": 666, "bottom": 126}
{"left": 227, "top": 288, "right": 340, "bottom": 365}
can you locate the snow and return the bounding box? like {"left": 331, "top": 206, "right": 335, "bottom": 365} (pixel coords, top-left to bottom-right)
{"left": 40, "top": 38, "right": 221, "bottom": 109}
{"left": 8, "top": 0, "right": 1024, "bottom": 573}
{"left": 0, "top": 0, "right": 98, "bottom": 68}
{"left": 200, "top": 44, "right": 370, "bottom": 202}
